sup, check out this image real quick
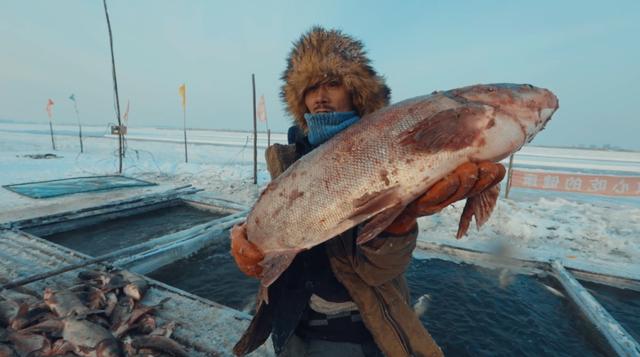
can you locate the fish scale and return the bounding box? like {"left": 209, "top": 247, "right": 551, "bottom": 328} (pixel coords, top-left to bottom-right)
{"left": 246, "top": 83, "right": 559, "bottom": 293}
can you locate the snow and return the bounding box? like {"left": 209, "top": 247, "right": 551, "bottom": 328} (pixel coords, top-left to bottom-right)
{"left": 1, "top": 122, "right": 639, "bottom": 279}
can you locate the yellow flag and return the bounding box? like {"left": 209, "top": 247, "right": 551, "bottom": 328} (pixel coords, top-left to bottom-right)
{"left": 178, "top": 83, "right": 186, "bottom": 109}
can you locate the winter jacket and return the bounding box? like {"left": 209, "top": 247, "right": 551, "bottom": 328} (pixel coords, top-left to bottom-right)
{"left": 233, "top": 133, "right": 443, "bottom": 357}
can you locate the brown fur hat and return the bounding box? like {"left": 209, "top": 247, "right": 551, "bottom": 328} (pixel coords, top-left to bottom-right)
{"left": 280, "top": 26, "right": 391, "bottom": 132}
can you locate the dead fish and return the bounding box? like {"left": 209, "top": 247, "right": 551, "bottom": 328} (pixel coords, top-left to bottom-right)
{"left": 112, "top": 298, "right": 168, "bottom": 338}
{"left": 21, "top": 318, "right": 122, "bottom": 357}
{"left": 0, "top": 343, "right": 18, "bottom": 357}
{"left": 10, "top": 304, "right": 53, "bottom": 331}
{"left": 131, "top": 336, "right": 189, "bottom": 357}
{"left": 104, "top": 292, "right": 118, "bottom": 317}
{"left": 150, "top": 321, "right": 176, "bottom": 338}
{"left": 0, "top": 299, "right": 21, "bottom": 327}
{"left": 119, "top": 271, "right": 149, "bottom": 301}
{"left": 74, "top": 286, "right": 107, "bottom": 310}
{"left": 134, "top": 315, "right": 157, "bottom": 335}
{"left": 78, "top": 270, "right": 112, "bottom": 288}
{"left": 109, "top": 296, "right": 134, "bottom": 328}
{"left": 243, "top": 83, "right": 558, "bottom": 293}
{"left": 43, "top": 288, "right": 90, "bottom": 318}
{"left": 6, "top": 331, "right": 51, "bottom": 356}
{"left": 0, "top": 290, "right": 40, "bottom": 307}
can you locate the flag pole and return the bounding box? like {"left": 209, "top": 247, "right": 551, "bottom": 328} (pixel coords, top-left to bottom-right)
{"left": 71, "top": 96, "right": 83, "bottom": 153}
{"left": 49, "top": 120, "right": 56, "bottom": 151}
{"left": 183, "top": 91, "right": 188, "bottom": 163}
{"left": 46, "top": 99, "right": 56, "bottom": 150}
{"left": 103, "top": 0, "right": 123, "bottom": 174}
{"left": 252, "top": 74, "right": 257, "bottom": 185}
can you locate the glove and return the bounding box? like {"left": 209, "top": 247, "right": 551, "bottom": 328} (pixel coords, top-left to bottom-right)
{"left": 384, "top": 161, "right": 506, "bottom": 235}
{"left": 230, "top": 223, "right": 264, "bottom": 278}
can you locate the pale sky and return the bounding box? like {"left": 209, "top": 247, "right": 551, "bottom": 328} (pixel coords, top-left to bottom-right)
{"left": 1, "top": 0, "right": 639, "bottom": 150}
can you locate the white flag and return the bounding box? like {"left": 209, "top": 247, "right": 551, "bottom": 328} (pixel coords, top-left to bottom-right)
{"left": 256, "top": 95, "right": 267, "bottom": 122}
{"left": 123, "top": 100, "right": 130, "bottom": 125}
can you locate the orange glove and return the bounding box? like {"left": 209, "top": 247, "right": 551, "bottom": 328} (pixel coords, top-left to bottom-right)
{"left": 385, "top": 161, "right": 506, "bottom": 235}
{"left": 230, "top": 223, "right": 264, "bottom": 278}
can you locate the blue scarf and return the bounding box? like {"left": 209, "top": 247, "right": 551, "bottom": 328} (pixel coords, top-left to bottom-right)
{"left": 305, "top": 111, "right": 359, "bottom": 146}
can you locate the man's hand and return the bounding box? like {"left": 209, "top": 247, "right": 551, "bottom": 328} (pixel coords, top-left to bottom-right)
{"left": 384, "top": 161, "right": 506, "bottom": 235}
{"left": 230, "top": 223, "right": 264, "bottom": 278}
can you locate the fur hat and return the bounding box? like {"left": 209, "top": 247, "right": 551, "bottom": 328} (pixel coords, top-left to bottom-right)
{"left": 280, "top": 26, "right": 391, "bottom": 132}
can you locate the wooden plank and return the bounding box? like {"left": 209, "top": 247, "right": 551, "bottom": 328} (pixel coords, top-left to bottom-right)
{"left": 551, "top": 260, "right": 640, "bottom": 356}
{"left": 183, "top": 193, "right": 251, "bottom": 212}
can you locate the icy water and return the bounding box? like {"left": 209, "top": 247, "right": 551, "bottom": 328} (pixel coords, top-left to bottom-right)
{"left": 407, "top": 259, "right": 605, "bottom": 356}
{"left": 40, "top": 204, "right": 226, "bottom": 256}
{"left": 149, "top": 230, "right": 607, "bottom": 356}
{"left": 148, "top": 231, "right": 259, "bottom": 311}
{"left": 581, "top": 280, "right": 640, "bottom": 342}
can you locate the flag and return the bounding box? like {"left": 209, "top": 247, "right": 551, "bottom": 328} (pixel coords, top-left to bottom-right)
{"left": 178, "top": 83, "right": 186, "bottom": 110}
{"left": 123, "top": 99, "right": 130, "bottom": 124}
{"left": 46, "top": 98, "right": 55, "bottom": 120}
{"left": 256, "top": 95, "right": 267, "bottom": 122}
{"left": 69, "top": 94, "right": 76, "bottom": 102}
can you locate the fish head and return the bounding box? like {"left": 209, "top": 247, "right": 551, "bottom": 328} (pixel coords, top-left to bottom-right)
{"left": 451, "top": 83, "right": 559, "bottom": 144}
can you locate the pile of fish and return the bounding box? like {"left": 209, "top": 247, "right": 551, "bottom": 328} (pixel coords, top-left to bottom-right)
{"left": 0, "top": 269, "right": 189, "bottom": 356}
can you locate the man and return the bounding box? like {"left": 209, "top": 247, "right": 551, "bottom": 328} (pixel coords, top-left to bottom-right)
{"left": 231, "top": 27, "right": 503, "bottom": 356}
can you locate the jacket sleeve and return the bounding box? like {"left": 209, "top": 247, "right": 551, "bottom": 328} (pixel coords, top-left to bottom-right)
{"left": 349, "top": 225, "right": 418, "bottom": 287}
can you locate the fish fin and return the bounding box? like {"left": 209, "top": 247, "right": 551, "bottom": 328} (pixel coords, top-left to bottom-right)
{"left": 456, "top": 198, "right": 475, "bottom": 239}
{"left": 356, "top": 200, "right": 406, "bottom": 245}
{"left": 258, "top": 250, "right": 300, "bottom": 304}
{"left": 473, "top": 184, "right": 500, "bottom": 228}
{"left": 400, "top": 104, "right": 490, "bottom": 154}
{"left": 455, "top": 184, "right": 500, "bottom": 239}
{"left": 349, "top": 185, "right": 403, "bottom": 220}
{"left": 20, "top": 318, "right": 63, "bottom": 334}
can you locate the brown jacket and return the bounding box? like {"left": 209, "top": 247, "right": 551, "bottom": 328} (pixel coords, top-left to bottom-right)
{"left": 234, "top": 143, "right": 443, "bottom": 357}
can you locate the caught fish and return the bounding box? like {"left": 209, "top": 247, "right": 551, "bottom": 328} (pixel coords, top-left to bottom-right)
{"left": 244, "top": 83, "right": 558, "bottom": 293}
{"left": 119, "top": 271, "right": 149, "bottom": 301}
{"left": 6, "top": 331, "right": 51, "bottom": 356}
{"left": 22, "top": 318, "right": 122, "bottom": 357}
{"left": 43, "top": 288, "right": 90, "bottom": 318}
{"left": 131, "top": 335, "right": 189, "bottom": 357}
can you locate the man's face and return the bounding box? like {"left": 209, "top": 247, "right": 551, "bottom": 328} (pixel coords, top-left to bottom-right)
{"left": 304, "top": 80, "right": 354, "bottom": 114}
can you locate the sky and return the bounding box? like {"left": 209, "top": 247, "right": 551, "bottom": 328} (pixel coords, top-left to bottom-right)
{"left": 1, "top": 0, "right": 639, "bottom": 150}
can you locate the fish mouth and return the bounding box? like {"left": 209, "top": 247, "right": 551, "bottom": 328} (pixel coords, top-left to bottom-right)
{"left": 540, "top": 107, "right": 555, "bottom": 122}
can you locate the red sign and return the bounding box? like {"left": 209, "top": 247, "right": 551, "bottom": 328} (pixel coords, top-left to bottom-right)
{"left": 510, "top": 170, "right": 640, "bottom": 196}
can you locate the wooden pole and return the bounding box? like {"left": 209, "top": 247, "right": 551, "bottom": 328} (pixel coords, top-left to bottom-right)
{"left": 252, "top": 74, "right": 257, "bottom": 185}
{"left": 505, "top": 154, "right": 515, "bottom": 198}
{"left": 103, "top": 0, "right": 123, "bottom": 174}
{"left": 79, "top": 124, "right": 84, "bottom": 153}
{"left": 73, "top": 101, "right": 83, "bottom": 153}
{"left": 48, "top": 120, "right": 56, "bottom": 150}
{"left": 183, "top": 99, "right": 188, "bottom": 163}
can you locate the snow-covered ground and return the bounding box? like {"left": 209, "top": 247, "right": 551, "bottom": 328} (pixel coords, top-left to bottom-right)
{"left": 1, "top": 122, "right": 639, "bottom": 279}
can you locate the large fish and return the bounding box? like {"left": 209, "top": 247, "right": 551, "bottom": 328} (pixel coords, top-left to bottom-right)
{"left": 246, "top": 83, "right": 558, "bottom": 293}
